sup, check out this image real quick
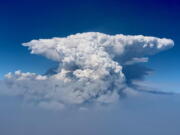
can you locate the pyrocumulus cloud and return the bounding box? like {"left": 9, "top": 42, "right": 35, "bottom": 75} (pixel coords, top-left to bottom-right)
{"left": 0, "top": 32, "right": 174, "bottom": 110}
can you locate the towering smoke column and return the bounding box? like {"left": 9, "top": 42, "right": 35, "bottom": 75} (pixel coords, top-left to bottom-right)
{"left": 0, "top": 32, "right": 174, "bottom": 110}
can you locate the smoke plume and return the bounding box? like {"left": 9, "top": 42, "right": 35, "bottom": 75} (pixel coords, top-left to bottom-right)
{"left": 0, "top": 32, "right": 174, "bottom": 110}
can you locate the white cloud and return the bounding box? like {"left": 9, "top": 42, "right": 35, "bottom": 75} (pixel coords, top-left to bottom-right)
{"left": 0, "top": 32, "right": 174, "bottom": 110}
{"left": 124, "top": 57, "right": 149, "bottom": 65}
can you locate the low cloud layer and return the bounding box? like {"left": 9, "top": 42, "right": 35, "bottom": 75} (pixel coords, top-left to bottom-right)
{"left": 0, "top": 32, "right": 174, "bottom": 110}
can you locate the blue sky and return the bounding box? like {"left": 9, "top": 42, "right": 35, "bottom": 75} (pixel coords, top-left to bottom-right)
{"left": 0, "top": 0, "right": 180, "bottom": 135}
{"left": 0, "top": 0, "right": 179, "bottom": 84}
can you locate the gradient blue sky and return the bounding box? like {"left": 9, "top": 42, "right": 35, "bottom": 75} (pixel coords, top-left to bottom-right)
{"left": 0, "top": 1, "right": 180, "bottom": 135}
{"left": 0, "top": 0, "right": 179, "bottom": 88}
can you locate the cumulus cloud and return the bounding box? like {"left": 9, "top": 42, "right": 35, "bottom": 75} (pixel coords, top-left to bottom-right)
{"left": 0, "top": 32, "right": 174, "bottom": 110}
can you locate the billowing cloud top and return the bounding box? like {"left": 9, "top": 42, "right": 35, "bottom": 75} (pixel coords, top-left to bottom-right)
{"left": 0, "top": 32, "right": 174, "bottom": 110}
